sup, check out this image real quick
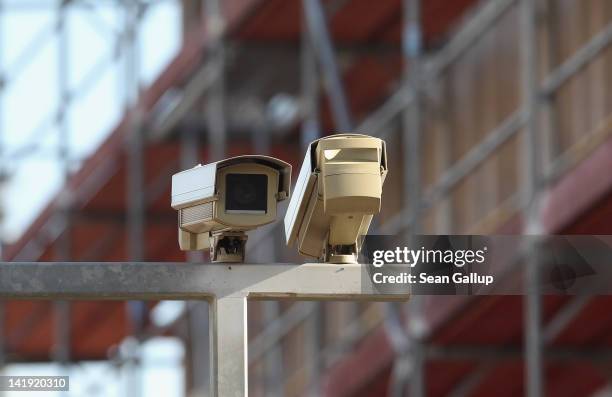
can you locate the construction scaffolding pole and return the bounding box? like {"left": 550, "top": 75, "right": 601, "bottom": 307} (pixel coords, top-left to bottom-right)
{"left": 300, "top": 3, "right": 324, "bottom": 394}
{"left": 53, "top": 1, "right": 71, "bottom": 382}
{"left": 303, "top": 0, "right": 352, "bottom": 131}
{"left": 181, "top": 124, "right": 210, "bottom": 397}
{"left": 252, "top": 96, "right": 284, "bottom": 397}
{"left": 125, "top": 2, "right": 144, "bottom": 397}
{"left": 521, "top": 0, "right": 543, "bottom": 396}
{"left": 204, "top": 0, "right": 226, "bottom": 162}
{"left": 402, "top": 0, "right": 425, "bottom": 396}
{"left": 0, "top": 0, "right": 5, "bottom": 384}
{"left": 200, "top": 2, "right": 226, "bottom": 396}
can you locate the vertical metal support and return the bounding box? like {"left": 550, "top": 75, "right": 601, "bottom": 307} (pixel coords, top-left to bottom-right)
{"left": 53, "top": 0, "right": 71, "bottom": 378}
{"left": 301, "top": 12, "right": 320, "bottom": 150}
{"left": 209, "top": 295, "right": 248, "bottom": 397}
{"left": 262, "top": 301, "right": 283, "bottom": 397}
{"left": 126, "top": 1, "right": 144, "bottom": 264}
{"left": 125, "top": 2, "right": 144, "bottom": 397}
{"left": 0, "top": 0, "right": 6, "bottom": 380}
{"left": 303, "top": 0, "right": 352, "bottom": 131}
{"left": 521, "top": 0, "right": 543, "bottom": 396}
{"left": 204, "top": 0, "right": 226, "bottom": 162}
{"left": 388, "top": 3, "right": 425, "bottom": 397}
{"left": 305, "top": 303, "right": 323, "bottom": 396}
{"left": 301, "top": 13, "right": 324, "bottom": 394}
{"left": 400, "top": 0, "right": 425, "bottom": 396}
{"left": 187, "top": 299, "right": 210, "bottom": 397}
{"left": 403, "top": 1, "right": 422, "bottom": 226}
{"left": 188, "top": 2, "right": 227, "bottom": 396}
{"left": 0, "top": 302, "right": 3, "bottom": 375}
{"left": 541, "top": 0, "right": 560, "bottom": 172}
{"left": 389, "top": 0, "right": 426, "bottom": 397}
{"left": 181, "top": 127, "right": 210, "bottom": 397}
{"left": 437, "top": 78, "right": 455, "bottom": 233}
{"left": 303, "top": 0, "right": 360, "bottom": 365}
{"left": 252, "top": 117, "right": 284, "bottom": 396}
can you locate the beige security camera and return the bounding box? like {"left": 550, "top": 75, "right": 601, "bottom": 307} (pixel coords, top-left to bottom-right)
{"left": 284, "top": 134, "right": 387, "bottom": 263}
{"left": 171, "top": 155, "right": 291, "bottom": 263}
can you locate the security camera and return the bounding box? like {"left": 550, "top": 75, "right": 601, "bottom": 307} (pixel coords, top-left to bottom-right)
{"left": 284, "top": 134, "right": 387, "bottom": 263}
{"left": 171, "top": 155, "right": 291, "bottom": 263}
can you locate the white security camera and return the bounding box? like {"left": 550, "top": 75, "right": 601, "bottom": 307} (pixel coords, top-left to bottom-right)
{"left": 171, "top": 155, "right": 291, "bottom": 263}
{"left": 284, "top": 134, "right": 387, "bottom": 263}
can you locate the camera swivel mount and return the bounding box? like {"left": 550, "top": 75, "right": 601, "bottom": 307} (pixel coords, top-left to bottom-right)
{"left": 209, "top": 231, "right": 248, "bottom": 263}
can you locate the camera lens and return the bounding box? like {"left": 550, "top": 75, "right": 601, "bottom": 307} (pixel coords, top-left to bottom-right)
{"left": 225, "top": 173, "right": 267, "bottom": 213}
{"left": 232, "top": 182, "right": 258, "bottom": 205}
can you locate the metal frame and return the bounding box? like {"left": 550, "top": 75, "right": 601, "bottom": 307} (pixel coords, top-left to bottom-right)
{"left": 0, "top": 261, "right": 408, "bottom": 397}
{"left": 3, "top": 0, "right": 612, "bottom": 395}
{"left": 226, "top": 0, "right": 612, "bottom": 394}
{"left": 362, "top": 0, "right": 612, "bottom": 396}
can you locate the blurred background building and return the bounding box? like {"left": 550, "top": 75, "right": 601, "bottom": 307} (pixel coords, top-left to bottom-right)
{"left": 0, "top": 0, "right": 612, "bottom": 396}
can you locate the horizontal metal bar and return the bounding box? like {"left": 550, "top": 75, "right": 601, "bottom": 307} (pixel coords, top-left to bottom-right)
{"left": 0, "top": 262, "right": 408, "bottom": 301}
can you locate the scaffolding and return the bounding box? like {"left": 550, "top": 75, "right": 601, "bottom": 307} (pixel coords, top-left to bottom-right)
{"left": 2, "top": 0, "right": 612, "bottom": 396}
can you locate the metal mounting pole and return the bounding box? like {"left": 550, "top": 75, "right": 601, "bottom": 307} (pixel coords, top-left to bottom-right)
{"left": 54, "top": 1, "right": 71, "bottom": 381}
{"left": 0, "top": 0, "right": 5, "bottom": 382}
{"left": 0, "top": 261, "right": 408, "bottom": 397}
{"left": 181, "top": 125, "right": 210, "bottom": 397}
{"left": 300, "top": 12, "right": 324, "bottom": 394}
{"left": 210, "top": 295, "right": 248, "bottom": 397}
{"left": 521, "top": 0, "right": 543, "bottom": 396}
{"left": 391, "top": 0, "right": 425, "bottom": 396}
{"left": 125, "top": 2, "right": 144, "bottom": 396}
{"left": 252, "top": 107, "right": 284, "bottom": 397}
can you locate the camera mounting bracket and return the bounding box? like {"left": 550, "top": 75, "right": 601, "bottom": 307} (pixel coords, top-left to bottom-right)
{"left": 210, "top": 231, "right": 248, "bottom": 263}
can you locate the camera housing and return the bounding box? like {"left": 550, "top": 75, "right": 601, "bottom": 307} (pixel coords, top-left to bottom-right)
{"left": 172, "top": 155, "right": 291, "bottom": 262}
{"left": 284, "top": 134, "right": 387, "bottom": 263}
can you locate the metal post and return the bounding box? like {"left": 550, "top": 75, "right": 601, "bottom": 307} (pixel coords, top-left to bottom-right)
{"left": 126, "top": 1, "right": 144, "bottom": 263}
{"left": 252, "top": 116, "right": 284, "bottom": 396}
{"left": 125, "top": 2, "right": 144, "bottom": 396}
{"left": 541, "top": 0, "right": 560, "bottom": 172}
{"left": 303, "top": 0, "right": 352, "bottom": 131}
{"left": 209, "top": 294, "right": 252, "bottom": 397}
{"left": 0, "top": 0, "right": 5, "bottom": 382}
{"left": 387, "top": 3, "right": 425, "bottom": 397}
{"left": 187, "top": 298, "right": 210, "bottom": 397}
{"left": 406, "top": 0, "right": 425, "bottom": 396}
{"left": 193, "top": 2, "right": 227, "bottom": 396}
{"left": 304, "top": 0, "right": 361, "bottom": 362}
{"left": 181, "top": 125, "right": 210, "bottom": 397}
{"left": 300, "top": 13, "right": 324, "bottom": 394}
{"left": 300, "top": 15, "right": 320, "bottom": 150}
{"left": 0, "top": 262, "right": 408, "bottom": 397}
{"left": 53, "top": 0, "right": 71, "bottom": 379}
{"left": 204, "top": 0, "right": 226, "bottom": 162}
{"left": 521, "top": 0, "right": 543, "bottom": 396}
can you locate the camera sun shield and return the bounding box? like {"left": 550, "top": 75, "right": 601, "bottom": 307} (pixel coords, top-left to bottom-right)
{"left": 284, "top": 134, "right": 387, "bottom": 263}
{"left": 171, "top": 155, "right": 291, "bottom": 263}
